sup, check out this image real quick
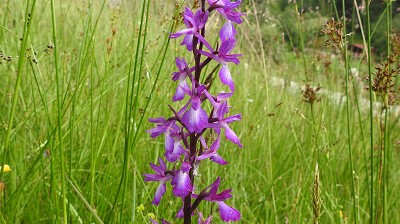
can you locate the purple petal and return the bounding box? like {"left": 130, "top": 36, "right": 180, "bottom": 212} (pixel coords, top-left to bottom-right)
{"left": 224, "top": 114, "right": 241, "bottom": 123}
{"left": 220, "top": 21, "right": 236, "bottom": 41}
{"left": 147, "top": 126, "right": 168, "bottom": 138}
{"left": 181, "top": 162, "right": 192, "bottom": 172}
{"left": 219, "top": 65, "right": 235, "bottom": 92}
{"left": 226, "top": 10, "right": 244, "bottom": 24}
{"left": 171, "top": 171, "right": 192, "bottom": 197}
{"left": 213, "top": 189, "right": 233, "bottom": 201}
{"left": 165, "top": 136, "right": 185, "bottom": 162}
{"left": 217, "top": 92, "right": 233, "bottom": 101}
{"left": 219, "top": 38, "right": 235, "bottom": 56}
{"left": 158, "top": 158, "right": 167, "bottom": 170}
{"left": 223, "top": 124, "right": 242, "bottom": 147}
{"left": 182, "top": 107, "right": 208, "bottom": 133}
{"left": 182, "top": 34, "right": 194, "bottom": 51}
{"left": 150, "top": 163, "right": 163, "bottom": 175}
{"left": 175, "top": 57, "right": 187, "bottom": 71}
{"left": 216, "top": 201, "right": 240, "bottom": 222}
{"left": 209, "top": 177, "right": 220, "bottom": 196}
{"left": 149, "top": 117, "right": 166, "bottom": 123}
{"left": 176, "top": 206, "right": 184, "bottom": 218}
{"left": 152, "top": 183, "right": 166, "bottom": 205}
{"left": 183, "top": 7, "right": 195, "bottom": 27}
{"left": 210, "top": 154, "right": 228, "bottom": 165}
{"left": 144, "top": 174, "right": 160, "bottom": 182}
{"left": 194, "top": 9, "right": 209, "bottom": 29}
{"left": 170, "top": 29, "right": 191, "bottom": 38}
{"left": 172, "top": 81, "right": 187, "bottom": 102}
{"left": 210, "top": 138, "right": 220, "bottom": 151}
{"left": 217, "top": 101, "right": 229, "bottom": 120}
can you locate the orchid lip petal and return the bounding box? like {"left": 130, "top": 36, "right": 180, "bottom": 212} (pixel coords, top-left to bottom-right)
{"left": 216, "top": 201, "right": 241, "bottom": 222}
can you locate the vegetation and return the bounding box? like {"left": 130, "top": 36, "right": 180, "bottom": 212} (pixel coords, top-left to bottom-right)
{"left": 0, "top": 0, "right": 399, "bottom": 223}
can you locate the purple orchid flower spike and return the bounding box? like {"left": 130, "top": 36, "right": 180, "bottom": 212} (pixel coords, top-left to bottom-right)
{"left": 197, "top": 137, "right": 228, "bottom": 165}
{"left": 144, "top": 158, "right": 173, "bottom": 205}
{"left": 208, "top": 0, "right": 245, "bottom": 24}
{"left": 146, "top": 1, "right": 243, "bottom": 222}
{"left": 202, "top": 177, "right": 240, "bottom": 222}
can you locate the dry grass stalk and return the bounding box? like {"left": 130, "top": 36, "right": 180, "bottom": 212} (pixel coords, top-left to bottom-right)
{"left": 312, "top": 163, "right": 322, "bottom": 224}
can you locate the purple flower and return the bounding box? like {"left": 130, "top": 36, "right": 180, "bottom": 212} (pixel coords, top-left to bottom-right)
{"left": 180, "top": 84, "right": 209, "bottom": 134}
{"left": 172, "top": 57, "right": 191, "bottom": 101}
{"left": 198, "top": 177, "right": 240, "bottom": 222}
{"left": 220, "top": 21, "right": 237, "bottom": 41}
{"left": 198, "top": 34, "right": 241, "bottom": 91}
{"left": 212, "top": 101, "right": 242, "bottom": 147}
{"left": 144, "top": 158, "right": 173, "bottom": 205}
{"left": 147, "top": 117, "right": 174, "bottom": 138}
{"left": 204, "top": 92, "right": 242, "bottom": 147}
{"left": 147, "top": 117, "right": 186, "bottom": 162}
{"left": 171, "top": 165, "right": 193, "bottom": 198}
{"left": 170, "top": 8, "right": 210, "bottom": 51}
{"left": 208, "top": 0, "right": 245, "bottom": 24}
{"left": 197, "top": 137, "right": 228, "bottom": 165}
{"left": 165, "top": 126, "right": 186, "bottom": 162}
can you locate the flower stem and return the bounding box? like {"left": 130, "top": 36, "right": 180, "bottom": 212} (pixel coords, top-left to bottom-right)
{"left": 184, "top": 133, "right": 198, "bottom": 223}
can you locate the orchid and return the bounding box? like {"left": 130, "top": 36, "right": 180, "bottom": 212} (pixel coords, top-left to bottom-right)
{"left": 144, "top": 158, "right": 173, "bottom": 205}
{"left": 145, "top": 1, "right": 244, "bottom": 223}
{"left": 208, "top": 0, "right": 245, "bottom": 24}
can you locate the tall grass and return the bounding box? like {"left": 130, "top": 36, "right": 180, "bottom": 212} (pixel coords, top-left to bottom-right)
{"left": 0, "top": 0, "right": 399, "bottom": 223}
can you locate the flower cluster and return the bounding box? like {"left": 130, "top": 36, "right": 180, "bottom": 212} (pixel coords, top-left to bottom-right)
{"left": 145, "top": 1, "right": 244, "bottom": 223}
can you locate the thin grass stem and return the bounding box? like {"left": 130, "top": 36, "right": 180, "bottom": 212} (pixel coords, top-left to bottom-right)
{"left": 366, "top": 2, "right": 374, "bottom": 223}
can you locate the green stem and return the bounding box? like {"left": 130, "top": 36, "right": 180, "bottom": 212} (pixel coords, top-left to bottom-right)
{"left": 294, "top": 2, "right": 309, "bottom": 81}
{"left": 383, "top": 2, "right": 392, "bottom": 223}
{"left": 341, "top": 1, "right": 357, "bottom": 222}
{"left": 49, "top": 0, "right": 68, "bottom": 222}
{"left": 366, "top": 2, "right": 374, "bottom": 223}
{"left": 2, "top": 0, "right": 35, "bottom": 172}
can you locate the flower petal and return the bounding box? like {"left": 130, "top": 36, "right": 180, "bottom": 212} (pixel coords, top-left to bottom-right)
{"left": 223, "top": 124, "right": 242, "bottom": 147}
{"left": 210, "top": 154, "right": 228, "bottom": 165}
{"left": 219, "top": 65, "right": 235, "bottom": 92}
{"left": 171, "top": 171, "right": 192, "bottom": 197}
{"left": 152, "top": 183, "right": 166, "bottom": 205}
{"left": 220, "top": 21, "right": 236, "bottom": 41}
{"left": 216, "top": 201, "right": 240, "bottom": 222}
{"left": 182, "top": 106, "right": 208, "bottom": 133}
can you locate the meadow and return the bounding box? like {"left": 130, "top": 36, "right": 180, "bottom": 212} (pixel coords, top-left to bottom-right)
{"left": 1, "top": 0, "right": 400, "bottom": 223}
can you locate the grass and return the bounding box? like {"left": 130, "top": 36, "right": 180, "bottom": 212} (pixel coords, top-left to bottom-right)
{"left": 1, "top": 0, "right": 400, "bottom": 223}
